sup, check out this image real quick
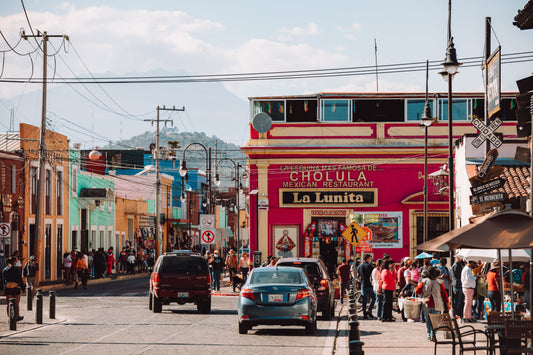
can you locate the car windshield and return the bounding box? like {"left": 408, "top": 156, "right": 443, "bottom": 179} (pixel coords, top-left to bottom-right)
{"left": 250, "top": 271, "right": 301, "bottom": 285}
{"left": 160, "top": 257, "right": 208, "bottom": 274}
{"left": 277, "top": 262, "right": 320, "bottom": 276}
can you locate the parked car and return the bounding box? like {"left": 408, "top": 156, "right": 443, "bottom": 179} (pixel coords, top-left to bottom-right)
{"left": 237, "top": 266, "right": 317, "bottom": 335}
{"left": 276, "top": 258, "right": 336, "bottom": 319}
{"left": 149, "top": 252, "right": 212, "bottom": 313}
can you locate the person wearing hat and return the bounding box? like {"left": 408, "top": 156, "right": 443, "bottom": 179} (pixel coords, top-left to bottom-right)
{"left": 415, "top": 266, "right": 450, "bottom": 340}
{"left": 486, "top": 262, "right": 501, "bottom": 312}
{"left": 461, "top": 260, "right": 478, "bottom": 322}
{"left": 210, "top": 250, "right": 224, "bottom": 292}
{"left": 23, "top": 255, "right": 39, "bottom": 290}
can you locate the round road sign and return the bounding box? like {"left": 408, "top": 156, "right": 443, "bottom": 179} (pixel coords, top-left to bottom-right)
{"left": 0, "top": 223, "right": 11, "bottom": 237}
{"left": 201, "top": 230, "right": 215, "bottom": 244}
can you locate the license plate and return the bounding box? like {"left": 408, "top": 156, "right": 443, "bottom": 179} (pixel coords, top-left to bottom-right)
{"left": 178, "top": 292, "right": 189, "bottom": 298}
{"left": 268, "top": 294, "right": 283, "bottom": 302}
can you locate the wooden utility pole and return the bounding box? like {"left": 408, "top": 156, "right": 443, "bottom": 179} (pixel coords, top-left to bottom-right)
{"left": 21, "top": 31, "right": 68, "bottom": 284}
{"left": 145, "top": 106, "right": 184, "bottom": 257}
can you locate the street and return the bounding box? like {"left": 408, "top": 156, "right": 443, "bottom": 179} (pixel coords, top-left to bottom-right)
{"left": 0, "top": 276, "right": 341, "bottom": 355}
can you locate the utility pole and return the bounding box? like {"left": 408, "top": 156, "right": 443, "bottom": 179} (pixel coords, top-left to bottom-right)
{"left": 21, "top": 31, "right": 68, "bottom": 284}
{"left": 145, "top": 106, "right": 184, "bottom": 257}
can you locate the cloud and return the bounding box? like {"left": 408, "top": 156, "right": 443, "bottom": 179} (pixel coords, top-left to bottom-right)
{"left": 276, "top": 22, "right": 320, "bottom": 42}
{"left": 336, "top": 22, "right": 362, "bottom": 41}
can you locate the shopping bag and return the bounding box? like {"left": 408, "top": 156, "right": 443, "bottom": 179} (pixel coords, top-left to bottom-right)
{"left": 403, "top": 297, "right": 422, "bottom": 319}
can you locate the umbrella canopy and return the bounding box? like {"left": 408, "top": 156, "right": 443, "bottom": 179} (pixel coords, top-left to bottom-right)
{"left": 415, "top": 251, "right": 434, "bottom": 259}
{"left": 456, "top": 248, "right": 531, "bottom": 262}
{"left": 417, "top": 210, "right": 533, "bottom": 251}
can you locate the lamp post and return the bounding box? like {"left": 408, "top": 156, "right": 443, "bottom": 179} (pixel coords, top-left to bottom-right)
{"left": 214, "top": 158, "right": 247, "bottom": 254}
{"left": 179, "top": 143, "right": 212, "bottom": 214}
{"left": 420, "top": 60, "right": 434, "bottom": 244}
{"left": 439, "top": 0, "right": 461, "bottom": 232}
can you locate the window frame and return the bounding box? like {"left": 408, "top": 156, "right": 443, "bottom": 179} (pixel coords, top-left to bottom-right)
{"left": 320, "top": 99, "right": 351, "bottom": 122}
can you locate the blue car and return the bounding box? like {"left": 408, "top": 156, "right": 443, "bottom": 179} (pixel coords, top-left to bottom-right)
{"left": 237, "top": 266, "right": 318, "bottom": 335}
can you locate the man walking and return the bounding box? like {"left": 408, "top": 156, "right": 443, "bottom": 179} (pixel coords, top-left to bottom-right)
{"left": 461, "top": 260, "right": 477, "bottom": 322}
{"left": 23, "top": 255, "right": 39, "bottom": 290}
{"left": 357, "top": 254, "right": 376, "bottom": 319}
{"left": 337, "top": 258, "right": 351, "bottom": 304}
{"left": 451, "top": 257, "right": 465, "bottom": 318}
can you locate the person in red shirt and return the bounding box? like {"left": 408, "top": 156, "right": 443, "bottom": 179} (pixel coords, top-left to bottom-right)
{"left": 397, "top": 258, "right": 409, "bottom": 291}
{"left": 107, "top": 248, "right": 116, "bottom": 275}
{"left": 381, "top": 259, "right": 397, "bottom": 322}
{"left": 337, "top": 258, "right": 352, "bottom": 304}
{"left": 486, "top": 262, "right": 501, "bottom": 312}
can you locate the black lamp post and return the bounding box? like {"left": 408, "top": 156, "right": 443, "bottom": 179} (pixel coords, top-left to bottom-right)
{"left": 439, "top": 0, "right": 461, "bottom": 232}
{"left": 420, "top": 60, "right": 434, "bottom": 244}
{"left": 179, "top": 143, "right": 212, "bottom": 214}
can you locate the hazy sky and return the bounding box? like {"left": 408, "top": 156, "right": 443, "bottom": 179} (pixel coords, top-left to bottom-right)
{"left": 0, "top": 1, "right": 532, "bottom": 146}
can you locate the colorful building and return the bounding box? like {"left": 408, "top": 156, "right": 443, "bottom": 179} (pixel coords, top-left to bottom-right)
{"left": 243, "top": 92, "right": 518, "bottom": 269}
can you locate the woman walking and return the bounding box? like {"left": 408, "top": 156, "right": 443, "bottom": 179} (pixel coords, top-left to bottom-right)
{"left": 415, "top": 266, "right": 450, "bottom": 340}
{"left": 238, "top": 252, "right": 250, "bottom": 281}
{"left": 381, "top": 259, "right": 396, "bottom": 322}
{"left": 75, "top": 252, "right": 89, "bottom": 289}
{"left": 2, "top": 256, "right": 25, "bottom": 321}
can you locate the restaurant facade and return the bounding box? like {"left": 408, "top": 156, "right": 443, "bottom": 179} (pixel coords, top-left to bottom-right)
{"left": 243, "top": 92, "right": 518, "bottom": 269}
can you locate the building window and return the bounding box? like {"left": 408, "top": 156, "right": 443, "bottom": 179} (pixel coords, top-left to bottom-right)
{"left": 353, "top": 99, "right": 404, "bottom": 122}
{"left": 56, "top": 170, "right": 63, "bottom": 216}
{"left": 45, "top": 169, "right": 52, "bottom": 215}
{"left": 31, "top": 167, "right": 37, "bottom": 214}
{"left": 321, "top": 100, "right": 350, "bottom": 122}
{"left": 286, "top": 99, "right": 318, "bottom": 122}
{"left": 99, "top": 230, "right": 105, "bottom": 248}
{"left": 11, "top": 165, "right": 16, "bottom": 193}
{"left": 253, "top": 100, "right": 285, "bottom": 121}
{"left": 437, "top": 98, "right": 471, "bottom": 121}
{"left": 406, "top": 99, "right": 435, "bottom": 122}
{"left": 71, "top": 167, "right": 77, "bottom": 196}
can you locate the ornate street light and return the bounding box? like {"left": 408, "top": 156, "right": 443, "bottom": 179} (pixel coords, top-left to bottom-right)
{"left": 179, "top": 143, "right": 212, "bottom": 214}
{"left": 420, "top": 60, "right": 434, "bottom": 245}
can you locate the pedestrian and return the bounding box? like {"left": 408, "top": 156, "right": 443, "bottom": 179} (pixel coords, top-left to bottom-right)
{"left": 119, "top": 247, "right": 128, "bottom": 273}
{"left": 372, "top": 258, "right": 384, "bottom": 320}
{"left": 357, "top": 254, "right": 376, "bottom": 319}
{"left": 415, "top": 266, "right": 450, "bottom": 340}
{"left": 107, "top": 248, "right": 116, "bottom": 275}
{"left": 337, "top": 258, "right": 352, "bottom": 304}
{"left": 381, "top": 259, "right": 396, "bottom": 322}
{"left": 474, "top": 267, "right": 488, "bottom": 319}
{"left": 267, "top": 257, "right": 277, "bottom": 267}
{"left": 75, "top": 252, "right": 89, "bottom": 289}
{"left": 451, "top": 256, "right": 465, "bottom": 318}
{"left": 438, "top": 257, "right": 451, "bottom": 293}
{"left": 2, "top": 256, "right": 25, "bottom": 321}
{"left": 486, "top": 261, "right": 501, "bottom": 313}
{"left": 210, "top": 250, "right": 224, "bottom": 292}
{"left": 461, "top": 260, "right": 477, "bottom": 322}
{"left": 238, "top": 252, "right": 250, "bottom": 281}
{"left": 0, "top": 249, "right": 6, "bottom": 292}
{"left": 127, "top": 252, "right": 136, "bottom": 275}
{"left": 397, "top": 258, "right": 408, "bottom": 291}
{"left": 226, "top": 249, "right": 238, "bottom": 282}
{"left": 12, "top": 250, "right": 23, "bottom": 275}
{"left": 22, "top": 255, "right": 39, "bottom": 290}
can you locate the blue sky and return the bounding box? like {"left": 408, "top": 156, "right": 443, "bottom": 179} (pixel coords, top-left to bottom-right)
{"left": 0, "top": 1, "right": 532, "bottom": 146}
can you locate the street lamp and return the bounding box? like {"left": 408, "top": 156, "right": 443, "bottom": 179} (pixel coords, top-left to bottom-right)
{"left": 439, "top": 0, "right": 461, "bottom": 232}
{"left": 179, "top": 143, "right": 212, "bottom": 214}
{"left": 420, "top": 60, "right": 434, "bottom": 245}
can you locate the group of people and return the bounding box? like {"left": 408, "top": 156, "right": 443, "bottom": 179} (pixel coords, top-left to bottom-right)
{"left": 0, "top": 249, "right": 40, "bottom": 322}
{"left": 205, "top": 249, "right": 251, "bottom": 292}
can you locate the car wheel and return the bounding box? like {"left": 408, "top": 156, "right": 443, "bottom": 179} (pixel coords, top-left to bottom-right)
{"left": 305, "top": 319, "right": 316, "bottom": 335}
{"left": 149, "top": 293, "right": 153, "bottom": 310}
{"left": 152, "top": 294, "right": 162, "bottom": 313}
{"left": 238, "top": 322, "right": 248, "bottom": 334}
{"left": 197, "top": 296, "right": 211, "bottom": 314}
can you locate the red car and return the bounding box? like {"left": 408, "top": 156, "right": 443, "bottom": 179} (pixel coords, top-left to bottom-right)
{"left": 149, "top": 252, "right": 212, "bottom": 313}
{"left": 276, "top": 258, "right": 336, "bottom": 319}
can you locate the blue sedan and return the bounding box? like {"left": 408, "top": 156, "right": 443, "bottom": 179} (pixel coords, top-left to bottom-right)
{"left": 237, "top": 266, "right": 318, "bottom": 335}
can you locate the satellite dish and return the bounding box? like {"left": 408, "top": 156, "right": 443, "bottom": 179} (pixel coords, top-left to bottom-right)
{"left": 252, "top": 112, "right": 273, "bottom": 133}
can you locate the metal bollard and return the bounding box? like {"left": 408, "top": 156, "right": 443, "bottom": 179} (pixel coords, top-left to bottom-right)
{"left": 49, "top": 290, "right": 56, "bottom": 319}
{"left": 349, "top": 340, "right": 365, "bottom": 355}
{"left": 36, "top": 289, "right": 43, "bottom": 324}
{"left": 349, "top": 320, "right": 361, "bottom": 341}
{"left": 9, "top": 298, "right": 17, "bottom": 330}
{"left": 27, "top": 285, "right": 33, "bottom": 311}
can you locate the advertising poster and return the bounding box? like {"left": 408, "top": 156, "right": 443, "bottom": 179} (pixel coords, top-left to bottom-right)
{"left": 352, "top": 212, "right": 402, "bottom": 249}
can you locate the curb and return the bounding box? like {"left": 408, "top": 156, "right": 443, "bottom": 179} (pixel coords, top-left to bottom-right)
{"left": 37, "top": 272, "right": 149, "bottom": 292}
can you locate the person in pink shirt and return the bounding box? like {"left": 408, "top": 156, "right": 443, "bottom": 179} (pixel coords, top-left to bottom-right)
{"left": 381, "top": 259, "right": 397, "bottom": 322}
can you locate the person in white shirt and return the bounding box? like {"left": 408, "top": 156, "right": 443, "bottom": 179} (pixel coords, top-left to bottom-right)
{"left": 461, "top": 260, "right": 477, "bottom": 322}
{"left": 371, "top": 258, "right": 384, "bottom": 321}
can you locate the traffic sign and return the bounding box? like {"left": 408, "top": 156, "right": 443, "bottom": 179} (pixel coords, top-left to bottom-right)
{"left": 341, "top": 221, "right": 368, "bottom": 247}
{"left": 200, "top": 214, "right": 215, "bottom": 228}
{"left": 471, "top": 117, "right": 503, "bottom": 148}
{"left": 201, "top": 229, "right": 215, "bottom": 244}
{"left": 0, "top": 223, "right": 11, "bottom": 238}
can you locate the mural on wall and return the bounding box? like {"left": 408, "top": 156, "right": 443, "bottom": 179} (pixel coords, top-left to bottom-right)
{"left": 272, "top": 225, "right": 298, "bottom": 258}
{"left": 352, "top": 212, "right": 402, "bottom": 249}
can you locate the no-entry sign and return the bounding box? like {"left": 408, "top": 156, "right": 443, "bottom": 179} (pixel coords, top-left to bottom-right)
{"left": 0, "top": 223, "right": 11, "bottom": 238}
{"left": 201, "top": 229, "right": 215, "bottom": 244}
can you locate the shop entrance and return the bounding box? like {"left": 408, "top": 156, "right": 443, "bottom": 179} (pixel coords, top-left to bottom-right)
{"left": 311, "top": 217, "right": 346, "bottom": 276}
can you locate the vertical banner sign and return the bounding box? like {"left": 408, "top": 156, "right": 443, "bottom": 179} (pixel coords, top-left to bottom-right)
{"left": 486, "top": 46, "right": 501, "bottom": 118}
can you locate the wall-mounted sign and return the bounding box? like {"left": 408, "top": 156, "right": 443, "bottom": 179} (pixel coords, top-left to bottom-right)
{"left": 470, "top": 192, "right": 507, "bottom": 205}
{"left": 351, "top": 212, "right": 402, "bottom": 249}
{"left": 485, "top": 46, "right": 501, "bottom": 118}
{"left": 279, "top": 188, "right": 377, "bottom": 208}
{"left": 477, "top": 149, "right": 499, "bottom": 180}
{"left": 471, "top": 118, "right": 503, "bottom": 149}
{"left": 470, "top": 177, "right": 505, "bottom": 196}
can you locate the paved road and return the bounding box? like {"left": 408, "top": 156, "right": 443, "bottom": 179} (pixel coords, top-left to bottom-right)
{"left": 0, "top": 276, "right": 342, "bottom": 355}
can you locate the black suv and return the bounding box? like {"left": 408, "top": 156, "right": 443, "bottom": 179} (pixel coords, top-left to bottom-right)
{"left": 149, "top": 252, "right": 212, "bottom": 313}
{"left": 275, "top": 258, "right": 336, "bottom": 319}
